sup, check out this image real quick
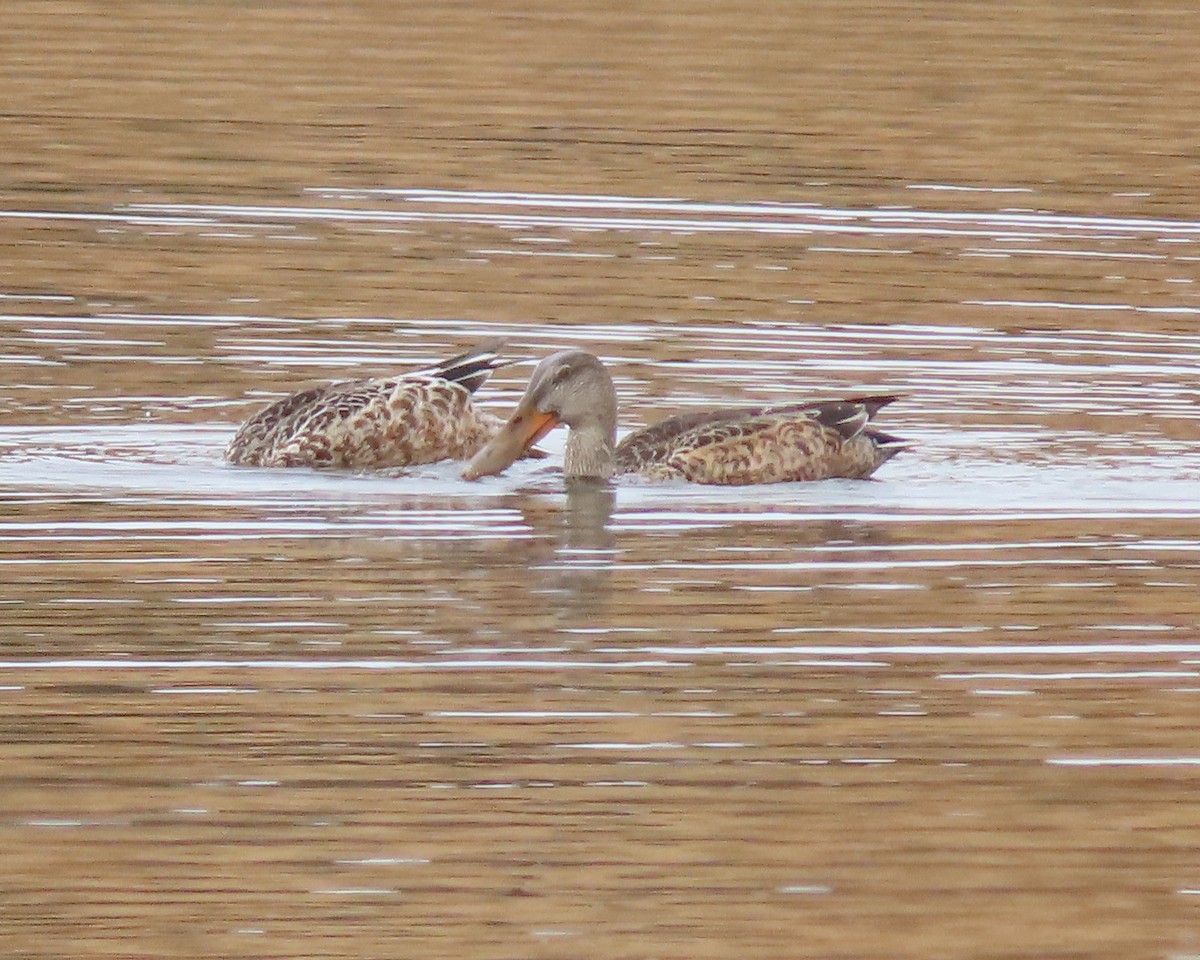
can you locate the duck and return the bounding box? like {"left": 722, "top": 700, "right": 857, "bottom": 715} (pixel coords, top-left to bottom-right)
{"left": 461, "top": 349, "right": 908, "bottom": 484}
{"left": 225, "top": 339, "right": 526, "bottom": 469}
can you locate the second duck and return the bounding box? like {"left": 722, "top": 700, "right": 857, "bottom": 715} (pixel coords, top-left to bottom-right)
{"left": 462, "top": 349, "right": 908, "bottom": 485}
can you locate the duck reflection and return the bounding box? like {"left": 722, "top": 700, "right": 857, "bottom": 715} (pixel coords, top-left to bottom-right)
{"left": 504, "top": 478, "right": 616, "bottom": 620}
{"left": 562, "top": 477, "right": 617, "bottom": 547}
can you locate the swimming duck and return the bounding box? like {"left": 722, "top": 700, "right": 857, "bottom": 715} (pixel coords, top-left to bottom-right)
{"left": 226, "top": 340, "right": 521, "bottom": 469}
{"left": 462, "top": 349, "right": 907, "bottom": 484}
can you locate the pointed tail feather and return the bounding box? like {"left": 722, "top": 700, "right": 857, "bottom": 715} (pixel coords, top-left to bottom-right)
{"left": 846, "top": 394, "right": 903, "bottom": 418}
{"left": 787, "top": 396, "right": 902, "bottom": 442}
{"left": 809, "top": 402, "right": 869, "bottom": 441}
{"left": 866, "top": 427, "right": 913, "bottom": 464}
{"left": 426, "top": 338, "right": 508, "bottom": 394}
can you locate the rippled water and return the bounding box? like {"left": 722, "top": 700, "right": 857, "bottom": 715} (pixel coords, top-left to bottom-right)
{"left": 5, "top": 3, "right": 1200, "bottom": 959}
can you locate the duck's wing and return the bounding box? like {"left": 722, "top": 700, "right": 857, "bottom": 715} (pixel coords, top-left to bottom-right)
{"left": 422, "top": 338, "right": 510, "bottom": 394}
{"left": 615, "top": 396, "right": 900, "bottom": 468}
{"left": 226, "top": 374, "right": 490, "bottom": 468}
{"left": 615, "top": 396, "right": 905, "bottom": 484}
{"left": 225, "top": 340, "right": 510, "bottom": 468}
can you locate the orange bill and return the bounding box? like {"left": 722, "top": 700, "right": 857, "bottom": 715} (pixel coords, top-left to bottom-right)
{"left": 462, "top": 404, "right": 560, "bottom": 480}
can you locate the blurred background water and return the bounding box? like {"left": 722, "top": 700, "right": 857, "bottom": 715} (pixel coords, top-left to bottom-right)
{"left": 2, "top": 3, "right": 1200, "bottom": 958}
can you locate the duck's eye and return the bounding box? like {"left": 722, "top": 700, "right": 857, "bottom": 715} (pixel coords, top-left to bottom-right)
{"left": 552, "top": 365, "right": 572, "bottom": 384}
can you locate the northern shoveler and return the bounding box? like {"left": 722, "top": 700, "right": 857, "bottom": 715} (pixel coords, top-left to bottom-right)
{"left": 461, "top": 349, "right": 908, "bottom": 484}
{"left": 225, "top": 340, "right": 521, "bottom": 469}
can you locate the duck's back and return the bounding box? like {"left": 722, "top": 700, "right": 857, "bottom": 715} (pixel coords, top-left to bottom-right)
{"left": 226, "top": 375, "right": 497, "bottom": 469}
{"left": 614, "top": 397, "right": 906, "bottom": 485}
{"left": 225, "top": 341, "right": 506, "bottom": 469}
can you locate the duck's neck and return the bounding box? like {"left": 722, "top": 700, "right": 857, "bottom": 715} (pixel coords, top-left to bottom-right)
{"left": 564, "top": 420, "right": 617, "bottom": 480}
{"left": 561, "top": 367, "right": 619, "bottom": 480}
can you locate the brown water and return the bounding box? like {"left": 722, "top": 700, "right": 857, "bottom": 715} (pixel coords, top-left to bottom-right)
{"left": 3, "top": 3, "right": 1200, "bottom": 959}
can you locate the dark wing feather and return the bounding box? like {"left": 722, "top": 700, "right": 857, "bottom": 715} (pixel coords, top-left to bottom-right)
{"left": 423, "top": 339, "right": 508, "bottom": 394}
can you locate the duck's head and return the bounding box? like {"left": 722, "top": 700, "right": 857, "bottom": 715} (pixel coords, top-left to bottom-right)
{"left": 462, "top": 349, "right": 616, "bottom": 480}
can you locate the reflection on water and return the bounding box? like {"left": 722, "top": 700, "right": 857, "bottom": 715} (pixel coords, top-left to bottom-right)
{"left": 5, "top": 2, "right": 1200, "bottom": 957}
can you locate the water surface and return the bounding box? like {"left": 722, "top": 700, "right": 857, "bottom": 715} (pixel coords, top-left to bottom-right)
{"left": 4, "top": 4, "right": 1200, "bottom": 959}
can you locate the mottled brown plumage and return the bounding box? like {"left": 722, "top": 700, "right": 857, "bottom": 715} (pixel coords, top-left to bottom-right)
{"left": 225, "top": 341, "right": 514, "bottom": 469}
{"left": 463, "top": 349, "right": 908, "bottom": 485}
